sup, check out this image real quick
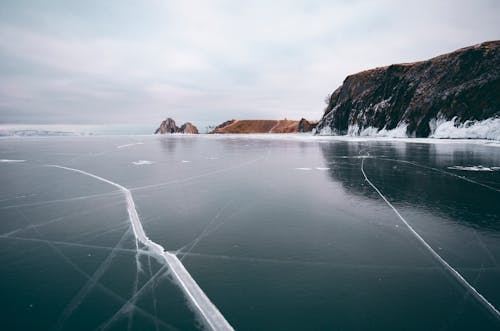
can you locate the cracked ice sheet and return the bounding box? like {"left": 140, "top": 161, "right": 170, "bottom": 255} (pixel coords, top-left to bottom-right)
{"left": 2, "top": 135, "right": 500, "bottom": 331}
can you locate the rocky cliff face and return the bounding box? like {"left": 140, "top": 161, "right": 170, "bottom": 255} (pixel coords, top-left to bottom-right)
{"left": 155, "top": 118, "right": 199, "bottom": 134}
{"left": 315, "top": 41, "right": 500, "bottom": 139}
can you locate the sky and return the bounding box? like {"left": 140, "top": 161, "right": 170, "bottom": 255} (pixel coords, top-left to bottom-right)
{"left": 0, "top": 0, "right": 498, "bottom": 131}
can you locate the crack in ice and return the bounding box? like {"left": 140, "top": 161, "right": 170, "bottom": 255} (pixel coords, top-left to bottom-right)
{"left": 360, "top": 156, "right": 500, "bottom": 321}
{"left": 47, "top": 164, "right": 234, "bottom": 331}
{"left": 12, "top": 209, "right": 176, "bottom": 330}
{"left": 52, "top": 229, "right": 133, "bottom": 331}
{"left": 379, "top": 157, "right": 500, "bottom": 193}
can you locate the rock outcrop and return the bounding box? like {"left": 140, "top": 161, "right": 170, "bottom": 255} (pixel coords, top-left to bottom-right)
{"left": 179, "top": 122, "right": 199, "bottom": 134}
{"left": 155, "top": 118, "right": 199, "bottom": 134}
{"left": 209, "top": 119, "right": 314, "bottom": 134}
{"left": 315, "top": 41, "right": 500, "bottom": 139}
{"left": 298, "top": 118, "right": 317, "bottom": 133}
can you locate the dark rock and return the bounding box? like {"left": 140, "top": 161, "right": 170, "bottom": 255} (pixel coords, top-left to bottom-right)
{"left": 315, "top": 41, "right": 500, "bottom": 137}
{"left": 211, "top": 120, "right": 236, "bottom": 133}
{"left": 298, "top": 118, "right": 317, "bottom": 132}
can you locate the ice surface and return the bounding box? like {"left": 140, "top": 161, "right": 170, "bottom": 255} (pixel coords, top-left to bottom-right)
{"left": 47, "top": 165, "right": 234, "bottom": 331}
{"left": 360, "top": 156, "right": 500, "bottom": 321}
{"left": 2, "top": 135, "right": 499, "bottom": 330}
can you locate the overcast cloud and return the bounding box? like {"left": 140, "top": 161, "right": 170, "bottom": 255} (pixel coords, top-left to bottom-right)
{"left": 0, "top": 0, "right": 498, "bottom": 129}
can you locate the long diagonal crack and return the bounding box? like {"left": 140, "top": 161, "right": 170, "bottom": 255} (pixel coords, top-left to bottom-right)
{"left": 47, "top": 165, "right": 234, "bottom": 331}
{"left": 360, "top": 156, "right": 500, "bottom": 321}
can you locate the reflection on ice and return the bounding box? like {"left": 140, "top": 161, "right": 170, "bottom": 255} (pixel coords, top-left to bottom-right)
{"left": 360, "top": 156, "right": 500, "bottom": 320}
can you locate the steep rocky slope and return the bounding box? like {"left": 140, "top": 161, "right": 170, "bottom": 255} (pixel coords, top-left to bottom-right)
{"left": 315, "top": 41, "right": 500, "bottom": 139}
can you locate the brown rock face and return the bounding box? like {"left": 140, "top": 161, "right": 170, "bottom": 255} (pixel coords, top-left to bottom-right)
{"left": 155, "top": 118, "right": 179, "bottom": 134}
{"left": 179, "top": 122, "right": 199, "bottom": 134}
{"left": 154, "top": 118, "right": 199, "bottom": 134}
{"left": 209, "top": 119, "right": 303, "bottom": 134}
{"left": 315, "top": 41, "right": 500, "bottom": 137}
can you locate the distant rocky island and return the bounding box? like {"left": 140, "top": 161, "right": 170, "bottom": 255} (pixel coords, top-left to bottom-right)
{"left": 154, "top": 118, "right": 199, "bottom": 134}
{"left": 315, "top": 40, "right": 499, "bottom": 139}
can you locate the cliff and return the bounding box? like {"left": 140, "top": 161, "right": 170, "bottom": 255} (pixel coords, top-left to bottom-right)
{"left": 155, "top": 118, "right": 199, "bottom": 134}
{"left": 315, "top": 41, "right": 500, "bottom": 139}
{"left": 209, "top": 119, "right": 314, "bottom": 134}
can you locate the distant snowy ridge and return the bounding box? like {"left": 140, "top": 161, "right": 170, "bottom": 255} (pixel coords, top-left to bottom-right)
{"left": 0, "top": 129, "right": 78, "bottom": 137}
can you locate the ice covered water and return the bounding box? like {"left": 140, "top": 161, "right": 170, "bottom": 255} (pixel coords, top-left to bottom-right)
{"left": 0, "top": 135, "right": 499, "bottom": 330}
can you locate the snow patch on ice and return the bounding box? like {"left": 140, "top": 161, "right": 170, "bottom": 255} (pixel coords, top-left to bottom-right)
{"left": 117, "top": 142, "right": 144, "bottom": 149}
{"left": 430, "top": 117, "right": 500, "bottom": 140}
{"left": 132, "top": 160, "right": 154, "bottom": 165}
{"left": 448, "top": 165, "right": 500, "bottom": 172}
{"left": 0, "top": 159, "right": 26, "bottom": 163}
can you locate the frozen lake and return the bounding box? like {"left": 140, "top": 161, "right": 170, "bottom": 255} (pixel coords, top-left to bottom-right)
{"left": 0, "top": 134, "right": 499, "bottom": 330}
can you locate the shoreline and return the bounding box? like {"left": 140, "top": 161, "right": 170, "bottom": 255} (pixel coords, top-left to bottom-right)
{"left": 1, "top": 132, "right": 499, "bottom": 147}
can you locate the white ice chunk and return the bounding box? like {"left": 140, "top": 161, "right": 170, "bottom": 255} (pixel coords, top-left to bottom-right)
{"left": 448, "top": 165, "right": 499, "bottom": 172}
{"left": 117, "top": 142, "right": 144, "bottom": 149}
{"left": 0, "top": 159, "right": 26, "bottom": 163}
{"left": 132, "top": 160, "right": 154, "bottom": 165}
